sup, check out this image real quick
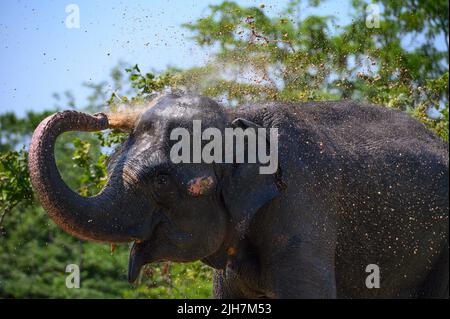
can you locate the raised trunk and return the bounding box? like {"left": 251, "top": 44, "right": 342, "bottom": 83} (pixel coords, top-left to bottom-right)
{"left": 28, "top": 110, "right": 144, "bottom": 243}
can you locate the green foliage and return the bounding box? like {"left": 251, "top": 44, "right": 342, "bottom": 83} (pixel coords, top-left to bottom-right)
{"left": 125, "top": 64, "right": 174, "bottom": 96}
{"left": 0, "top": 0, "right": 448, "bottom": 299}
{"left": 71, "top": 138, "right": 108, "bottom": 196}
{"left": 0, "top": 150, "right": 33, "bottom": 228}
{"left": 0, "top": 110, "right": 54, "bottom": 152}
{"left": 122, "top": 262, "right": 213, "bottom": 299}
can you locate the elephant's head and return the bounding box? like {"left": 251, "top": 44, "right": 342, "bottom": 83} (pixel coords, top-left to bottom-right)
{"left": 28, "top": 94, "right": 281, "bottom": 282}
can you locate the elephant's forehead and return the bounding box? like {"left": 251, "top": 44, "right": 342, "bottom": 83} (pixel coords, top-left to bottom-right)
{"left": 141, "top": 101, "right": 201, "bottom": 123}
{"left": 156, "top": 104, "right": 201, "bottom": 118}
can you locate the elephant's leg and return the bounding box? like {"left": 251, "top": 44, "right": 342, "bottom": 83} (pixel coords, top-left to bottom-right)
{"left": 417, "top": 248, "right": 449, "bottom": 298}
{"left": 264, "top": 241, "right": 337, "bottom": 298}
{"left": 213, "top": 269, "right": 248, "bottom": 298}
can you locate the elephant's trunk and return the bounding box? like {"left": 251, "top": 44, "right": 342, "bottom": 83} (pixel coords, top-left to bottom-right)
{"left": 28, "top": 110, "right": 143, "bottom": 243}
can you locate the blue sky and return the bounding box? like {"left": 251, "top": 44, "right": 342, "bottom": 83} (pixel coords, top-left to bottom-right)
{"left": 11, "top": 0, "right": 433, "bottom": 116}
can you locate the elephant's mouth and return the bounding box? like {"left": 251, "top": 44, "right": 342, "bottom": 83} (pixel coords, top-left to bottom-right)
{"left": 128, "top": 240, "right": 154, "bottom": 283}
{"left": 127, "top": 213, "right": 201, "bottom": 282}
{"left": 128, "top": 210, "right": 165, "bottom": 283}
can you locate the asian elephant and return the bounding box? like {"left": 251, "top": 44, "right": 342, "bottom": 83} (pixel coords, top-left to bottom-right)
{"left": 28, "top": 94, "right": 449, "bottom": 298}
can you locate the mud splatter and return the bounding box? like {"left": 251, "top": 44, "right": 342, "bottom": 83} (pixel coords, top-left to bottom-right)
{"left": 106, "top": 96, "right": 162, "bottom": 131}
{"left": 107, "top": 109, "right": 142, "bottom": 131}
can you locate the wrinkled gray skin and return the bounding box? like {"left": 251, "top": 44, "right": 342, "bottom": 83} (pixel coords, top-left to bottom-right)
{"left": 29, "top": 94, "right": 449, "bottom": 298}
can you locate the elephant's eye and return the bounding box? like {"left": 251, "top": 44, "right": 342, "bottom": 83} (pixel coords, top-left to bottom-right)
{"left": 155, "top": 174, "right": 168, "bottom": 186}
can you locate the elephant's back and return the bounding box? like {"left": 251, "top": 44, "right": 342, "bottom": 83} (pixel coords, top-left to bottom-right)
{"left": 283, "top": 100, "right": 448, "bottom": 212}
{"left": 241, "top": 100, "right": 447, "bottom": 157}
{"left": 287, "top": 100, "right": 447, "bottom": 162}
{"left": 240, "top": 100, "right": 448, "bottom": 201}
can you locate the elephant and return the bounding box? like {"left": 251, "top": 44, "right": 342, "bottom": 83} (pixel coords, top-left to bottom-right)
{"left": 28, "top": 94, "right": 449, "bottom": 298}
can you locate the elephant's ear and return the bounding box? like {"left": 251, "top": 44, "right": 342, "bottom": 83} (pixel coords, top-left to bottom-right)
{"left": 221, "top": 118, "right": 282, "bottom": 237}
